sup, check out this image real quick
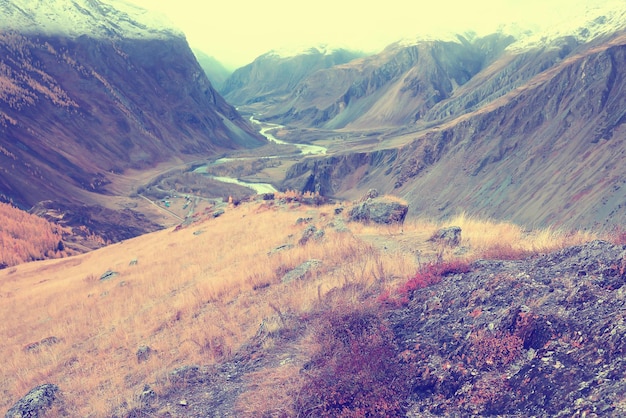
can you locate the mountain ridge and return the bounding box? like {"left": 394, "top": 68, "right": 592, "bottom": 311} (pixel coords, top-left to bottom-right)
{"left": 281, "top": 30, "right": 626, "bottom": 230}
{"left": 0, "top": 0, "right": 265, "bottom": 241}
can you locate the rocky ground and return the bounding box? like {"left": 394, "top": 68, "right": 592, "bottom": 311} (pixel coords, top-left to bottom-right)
{"left": 398, "top": 239, "right": 626, "bottom": 417}
{"left": 6, "top": 197, "right": 626, "bottom": 417}
{"left": 110, "top": 240, "right": 626, "bottom": 417}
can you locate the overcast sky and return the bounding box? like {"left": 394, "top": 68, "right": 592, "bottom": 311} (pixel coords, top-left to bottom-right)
{"left": 124, "top": 0, "right": 619, "bottom": 69}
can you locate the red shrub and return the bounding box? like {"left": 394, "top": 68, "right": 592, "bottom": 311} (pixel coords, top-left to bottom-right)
{"left": 381, "top": 259, "right": 471, "bottom": 306}
{"left": 296, "top": 307, "right": 410, "bottom": 417}
{"left": 464, "top": 329, "right": 523, "bottom": 370}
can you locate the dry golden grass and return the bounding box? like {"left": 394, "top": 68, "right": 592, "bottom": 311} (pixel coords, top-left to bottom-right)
{"left": 0, "top": 201, "right": 602, "bottom": 416}
{"left": 0, "top": 202, "right": 72, "bottom": 267}
{"left": 440, "top": 212, "right": 597, "bottom": 259}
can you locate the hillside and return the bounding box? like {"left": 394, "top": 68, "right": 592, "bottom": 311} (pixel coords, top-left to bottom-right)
{"left": 0, "top": 0, "right": 265, "bottom": 237}
{"left": 4, "top": 193, "right": 626, "bottom": 417}
{"left": 282, "top": 30, "right": 626, "bottom": 230}
{"left": 0, "top": 202, "right": 73, "bottom": 268}
{"left": 220, "top": 45, "right": 365, "bottom": 106}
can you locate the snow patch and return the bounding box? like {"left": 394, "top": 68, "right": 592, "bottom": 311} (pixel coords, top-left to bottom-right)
{"left": 0, "top": 0, "right": 183, "bottom": 39}
{"left": 507, "top": 1, "right": 626, "bottom": 51}
{"left": 265, "top": 43, "right": 351, "bottom": 59}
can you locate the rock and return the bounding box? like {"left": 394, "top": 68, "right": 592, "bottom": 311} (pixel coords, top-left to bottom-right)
{"left": 6, "top": 384, "right": 62, "bottom": 418}
{"left": 347, "top": 197, "right": 408, "bottom": 225}
{"left": 138, "top": 384, "right": 156, "bottom": 407}
{"left": 169, "top": 365, "right": 210, "bottom": 385}
{"left": 281, "top": 260, "right": 322, "bottom": 283}
{"left": 268, "top": 244, "right": 294, "bottom": 256}
{"left": 129, "top": 258, "right": 138, "bottom": 266}
{"left": 429, "top": 226, "right": 462, "bottom": 247}
{"left": 23, "top": 336, "right": 60, "bottom": 352}
{"left": 299, "top": 225, "right": 324, "bottom": 245}
{"left": 361, "top": 188, "right": 379, "bottom": 201}
{"left": 136, "top": 345, "right": 155, "bottom": 363}
{"left": 100, "top": 270, "right": 118, "bottom": 281}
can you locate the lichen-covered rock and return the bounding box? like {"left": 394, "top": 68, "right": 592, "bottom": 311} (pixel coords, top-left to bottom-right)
{"left": 429, "top": 226, "right": 462, "bottom": 247}
{"left": 281, "top": 260, "right": 322, "bottom": 283}
{"left": 348, "top": 198, "right": 408, "bottom": 225}
{"left": 5, "top": 384, "right": 61, "bottom": 418}
{"left": 298, "top": 225, "right": 324, "bottom": 245}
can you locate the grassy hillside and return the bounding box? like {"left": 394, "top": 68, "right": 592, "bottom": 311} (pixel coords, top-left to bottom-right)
{"left": 0, "top": 195, "right": 601, "bottom": 416}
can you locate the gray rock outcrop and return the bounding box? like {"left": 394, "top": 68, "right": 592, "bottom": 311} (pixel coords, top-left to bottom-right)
{"left": 429, "top": 226, "right": 462, "bottom": 247}
{"left": 348, "top": 197, "right": 408, "bottom": 225}
{"left": 5, "top": 384, "right": 61, "bottom": 418}
{"left": 281, "top": 260, "right": 322, "bottom": 283}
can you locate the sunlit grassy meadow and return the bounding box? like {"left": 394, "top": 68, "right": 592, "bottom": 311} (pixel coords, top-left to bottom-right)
{"left": 0, "top": 199, "right": 603, "bottom": 416}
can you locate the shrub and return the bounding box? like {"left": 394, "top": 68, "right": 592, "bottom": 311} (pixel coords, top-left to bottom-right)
{"left": 380, "top": 259, "right": 471, "bottom": 306}
{"left": 296, "top": 306, "right": 409, "bottom": 417}
{"left": 463, "top": 329, "right": 523, "bottom": 370}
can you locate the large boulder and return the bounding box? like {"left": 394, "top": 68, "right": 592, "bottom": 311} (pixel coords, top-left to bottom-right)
{"left": 5, "top": 384, "right": 62, "bottom": 418}
{"left": 348, "top": 197, "right": 408, "bottom": 225}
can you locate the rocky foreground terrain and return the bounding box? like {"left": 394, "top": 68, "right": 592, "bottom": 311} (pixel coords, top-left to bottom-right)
{"left": 136, "top": 241, "right": 626, "bottom": 417}
{"left": 6, "top": 194, "right": 625, "bottom": 417}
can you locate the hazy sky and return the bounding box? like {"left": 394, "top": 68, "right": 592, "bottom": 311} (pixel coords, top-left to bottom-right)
{"left": 124, "top": 0, "right": 616, "bottom": 69}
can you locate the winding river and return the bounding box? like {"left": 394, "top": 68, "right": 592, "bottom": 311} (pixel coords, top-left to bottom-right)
{"left": 194, "top": 116, "right": 327, "bottom": 194}
{"left": 252, "top": 117, "right": 327, "bottom": 156}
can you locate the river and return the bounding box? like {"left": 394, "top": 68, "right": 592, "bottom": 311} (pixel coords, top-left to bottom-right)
{"left": 194, "top": 116, "right": 327, "bottom": 194}
{"left": 251, "top": 116, "right": 327, "bottom": 156}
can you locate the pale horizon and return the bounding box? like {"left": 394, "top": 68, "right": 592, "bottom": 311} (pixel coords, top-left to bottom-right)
{"left": 115, "top": 0, "right": 624, "bottom": 69}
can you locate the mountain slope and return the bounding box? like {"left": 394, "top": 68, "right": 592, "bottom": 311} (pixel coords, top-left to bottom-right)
{"left": 2, "top": 196, "right": 620, "bottom": 417}
{"left": 283, "top": 30, "right": 626, "bottom": 230}
{"left": 0, "top": 0, "right": 265, "bottom": 214}
{"left": 220, "top": 45, "right": 364, "bottom": 106}
{"left": 193, "top": 48, "right": 231, "bottom": 90}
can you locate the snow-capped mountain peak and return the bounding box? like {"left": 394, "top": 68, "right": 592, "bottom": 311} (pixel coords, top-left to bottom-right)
{"left": 0, "top": 0, "right": 183, "bottom": 39}
{"left": 265, "top": 43, "right": 351, "bottom": 59}
{"left": 507, "top": 0, "right": 626, "bottom": 50}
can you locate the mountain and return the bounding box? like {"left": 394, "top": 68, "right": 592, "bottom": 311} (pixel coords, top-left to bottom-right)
{"left": 274, "top": 7, "right": 626, "bottom": 231}
{"left": 260, "top": 33, "right": 517, "bottom": 129}
{"left": 0, "top": 0, "right": 265, "bottom": 228}
{"left": 192, "top": 48, "right": 231, "bottom": 91}
{"left": 220, "top": 45, "right": 365, "bottom": 106}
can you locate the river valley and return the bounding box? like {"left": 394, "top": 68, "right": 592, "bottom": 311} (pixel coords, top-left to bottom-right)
{"left": 193, "top": 116, "right": 328, "bottom": 194}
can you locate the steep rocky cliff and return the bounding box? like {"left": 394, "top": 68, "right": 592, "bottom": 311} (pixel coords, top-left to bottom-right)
{"left": 0, "top": 0, "right": 264, "bottom": 210}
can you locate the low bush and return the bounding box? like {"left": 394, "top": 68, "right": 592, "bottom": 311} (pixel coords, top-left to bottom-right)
{"left": 380, "top": 259, "right": 471, "bottom": 306}
{"left": 296, "top": 306, "right": 410, "bottom": 417}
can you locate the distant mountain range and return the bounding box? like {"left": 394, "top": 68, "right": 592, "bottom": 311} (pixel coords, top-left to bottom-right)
{"left": 223, "top": 5, "right": 626, "bottom": 230}
{"left": 192, "top": 48, "right": 231, "bottom": 91}
{"left": 220, "top": 45, "right": 365, "bottom": 106}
